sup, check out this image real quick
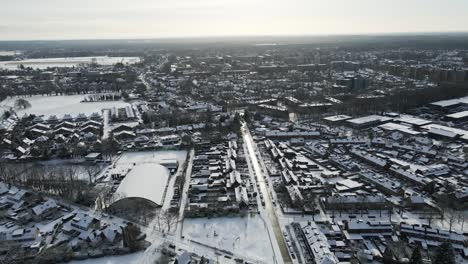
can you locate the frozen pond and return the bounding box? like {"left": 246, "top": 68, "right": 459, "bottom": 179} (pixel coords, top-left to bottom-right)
{"left": 0, "top": 56, "right": 140, "bottom": 70}
{"left": 183, "top": 215, "right": 275, "bottom": 263}
{"left": 0, "top": 94, "right": 130, "bottom": 116}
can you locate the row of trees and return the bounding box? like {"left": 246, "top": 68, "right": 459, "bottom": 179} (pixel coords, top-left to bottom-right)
{"left": 0, "top": 163, "right": 99, "bottom": 205}
{"left": 383, "top": 241, "right": 456, "bottom": 264}
{"left": 321, "top": 83, "right": 468, "bottom": 119}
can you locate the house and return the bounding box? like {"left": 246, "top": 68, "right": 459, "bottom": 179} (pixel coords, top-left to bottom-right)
{"left": 112, "top": 124, "right": 134, "bottom": 134}
{"left": 55, "top": 121, "right": 76, "bottom": 130}
{"left": 62, "top": 114, "right": 73, "bottom": 122}
{"left": 159, "top": 159, "right": 179, "bottom": 172}
{"left": 0, "top": 182, "right": 10, "bottom": 195}
{"left": 89, "top": 112, "right": 102, "bottom": 121}
{"left": 70, "top": 213, "right": 100, "bottom": 231}
{"left": 174, "top": 250, "right": 192, "bottom": 264}
{"left": 346, "top": 115, "right": 392, "bottom": 128}
{"left": 7, "top": 189, "right": 28, "bottom": 203}
{"left": 81, "top": 120, "right": 102, "bottom": 128}
{"left": 31, "top": 199, "right": 58, "bottom": 219}
{"left": 54, "top": 127, "right": 75, "bottom": 136}
{"left": 7, "top": 227, "right": 39, "bottom": 243}
{"left": 100, "top": 223, "right": 123, "bottom": 243}
{"left": 85, "top": 152, "right": 102, "bottom": 162}
{"left": 114, "top": 131, "right": 136, "bottom": 142}
{"left": 75, "top": 113, "right": 88, "bottom": 122}
{"left": 403, "top": 195, "right": 438, "bottom": 212}
{"left": 47, "top": 115, "right": 59, "bottom": 123}
{"left": 344, "top": 220, "right": 393, "bottom": 236}
{"left": 134, "top": 135, "right": 150, "bottom": 145}
{"left": 80, "top": 125, "right": 101, "bottom": 134}
{"left": 160, "top": 135, "right": 180, "bottom": 146}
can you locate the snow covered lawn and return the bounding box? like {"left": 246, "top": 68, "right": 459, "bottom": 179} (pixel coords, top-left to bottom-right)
{"left": 182, "top": 215, "right": 275, "bottom": 263}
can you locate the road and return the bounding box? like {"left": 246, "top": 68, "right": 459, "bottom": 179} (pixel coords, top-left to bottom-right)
{"left": 242, "top": 122, "right": 293, "bottom": 264}
{"left": 176, "top": 148, "right": 194, "bottom": 238}
{"left": 102, "top": 109, "right": 110, "bottom": 139}
{"left": 139, "top": 73, "right": 152, "bottom": 91}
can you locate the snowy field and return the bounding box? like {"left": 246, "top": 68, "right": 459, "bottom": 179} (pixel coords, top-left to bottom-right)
{"left": 183, "top": 215, "right": 275, "bottom": 263}
{"left": 117, "top": 150, "right": 187, "bottom": 165}
{"left": 0, "top": 51, "right": 20, "bottom": 56}
{"left": 0, "top": 94, "right": 130, "bottom": 116}
{"left": 0, "top": 56, "right": 140, "bottom": 70}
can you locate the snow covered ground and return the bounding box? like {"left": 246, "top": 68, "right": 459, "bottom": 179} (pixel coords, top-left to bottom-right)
{"left": 0, "top": 94, "right": 130, "bottom": 116}
{"left": 117, "top": 150, "right": 187, "bottom": 165}
{"left": 0, "top": 56, "right": 140, "bottom": 70}
{"left": 0, "top": 51, "right": 20, "bottom": 56}
{"left": 183, "top": 215, "right": 275, "bottom": 263}
{"left": 67, "top": 252, "right": 146, "bottom": 264}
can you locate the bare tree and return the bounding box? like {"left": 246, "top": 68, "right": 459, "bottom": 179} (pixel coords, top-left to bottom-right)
{"left": 447, "top": 209, "right": 457, "bottom": 232}
{"left": 85, "top": 165, "right": 102, "bottom": 185}
{"left": 427, "top": 213, "right": 435, "bottom": 227}
{"left": 14, "top": 98, "right": 31, "bottom": 109}
{"left": 457, "top": 211, "right": 466, "bottom": 231}
{"left": 358, "top": 195, "right": 367, "bottom": 217}
{"left": 161, "top": 209, "right": 180, "bottom": 233}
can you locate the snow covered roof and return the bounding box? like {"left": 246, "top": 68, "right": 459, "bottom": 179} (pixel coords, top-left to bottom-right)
{"left": 379, "top": 122, "right": 420, "bottom": 135}
{"left": 0, "top": 182, "right": 9, "bottom": 195}
{"left": 347, "top": 115, "right": 392, "bottom": 125}
{"left": 323, "top": 115, "right": 352, "bottom": 122}
{"left": 113, "top": 163, "right": 170, "bottom": 207}
{"left": 32, "top": 199, "right": 57, "bottom": 216}
{"left": 431, "top": 96, "right": 468, "bottom": 108}
{"left": 396, "top": 115, "right": 432, "bottom": 126}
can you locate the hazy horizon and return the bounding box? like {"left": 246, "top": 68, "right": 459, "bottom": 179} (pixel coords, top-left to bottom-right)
{"left": 1, "top": 31, "right": 468, "bottom": 43}
{"left": 1, "top": 0, "right": 468, "bottom": 41}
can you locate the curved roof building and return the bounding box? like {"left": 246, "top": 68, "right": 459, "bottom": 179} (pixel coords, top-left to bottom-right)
{"left": 112, "top": 163, "right": 170, "bottom": 207}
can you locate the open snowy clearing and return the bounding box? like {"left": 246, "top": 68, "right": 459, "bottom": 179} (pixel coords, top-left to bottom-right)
{"left": 182, "top": 215, "right": 275, "bottom": 263}
{"left": 0, "top": 94, "right": 130, "bottom": 116}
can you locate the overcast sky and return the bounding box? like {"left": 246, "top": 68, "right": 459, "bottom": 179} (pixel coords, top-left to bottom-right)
{"left": 1, "top": 0, "right": 468, "bottom": 40}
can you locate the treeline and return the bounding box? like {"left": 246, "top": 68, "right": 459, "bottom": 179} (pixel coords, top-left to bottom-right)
{"left": 0, "top": 163, "right": 98, "bottom": 206}
{"left": 330, "top": 84, "right": 468, "bottom": 115}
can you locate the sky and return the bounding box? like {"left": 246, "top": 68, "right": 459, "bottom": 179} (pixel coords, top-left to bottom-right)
{"left": 1, "top": 0, "right": 468, "bottom": 40}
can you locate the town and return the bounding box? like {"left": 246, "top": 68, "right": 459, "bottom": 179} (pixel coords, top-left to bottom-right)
{"left": 0, "top": 35, "right": 467, "bottom": 264}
